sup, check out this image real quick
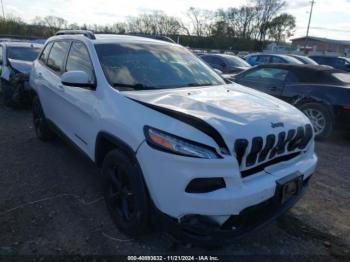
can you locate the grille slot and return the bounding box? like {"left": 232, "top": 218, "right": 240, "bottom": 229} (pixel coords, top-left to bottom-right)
{"left": 234, "top": 124, "right": 313, "bottom": 177}
{"left": 234, "top": 139, "right": 249, "bottom": 166}
{"left": 246, "top": 137, "right": 263, "bottom": 167}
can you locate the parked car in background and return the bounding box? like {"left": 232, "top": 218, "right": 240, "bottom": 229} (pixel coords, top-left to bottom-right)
{"left": 233, "top": 64, "right": 350, "bottom": 139}
{"left": 288, "top": 55, "right": 318, "bottom": 65}
{"left": 200, "top": 54, "right": 251, "bottom": 75}
{"left": 30, "top": 30, "right": 317, "bottom": 246}
{"left": 246, "top": 54, "right": 303, "bottom": 66}
{"left": 237, "top": 51, "right": 249, "bottom": 59}
{"left": 309, "top": 56, "right": 350, "bottom": 72}
{"left": 0, "top": 42, "right": 42, "bottom": 107}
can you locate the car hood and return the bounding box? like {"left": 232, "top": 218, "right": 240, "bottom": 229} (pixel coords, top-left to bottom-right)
{"left": 123, "top": 84, "right": 310, "bottom": 146}
{"left": 8, "top": 59, "right": 33, "bottom": 74}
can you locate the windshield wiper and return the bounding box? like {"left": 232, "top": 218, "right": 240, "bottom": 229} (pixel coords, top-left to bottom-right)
{"left": 112, "top": 83, "right": 158, "bottom": 90}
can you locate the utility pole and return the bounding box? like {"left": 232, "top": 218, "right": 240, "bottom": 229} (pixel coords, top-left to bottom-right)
{"left": 0, "top": 0, "right": 5, "bottom": 19}
{"left": 304, "top": 0, "right": 315, "bottom": 54}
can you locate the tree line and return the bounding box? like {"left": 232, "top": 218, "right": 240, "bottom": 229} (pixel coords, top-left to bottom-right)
{"left": 0, "top": 0, "right": 295, "bottom": 51}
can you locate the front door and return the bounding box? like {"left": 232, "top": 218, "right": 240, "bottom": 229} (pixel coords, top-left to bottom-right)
{"left": 58, "top": 41, "right": 98, "bottom": 156}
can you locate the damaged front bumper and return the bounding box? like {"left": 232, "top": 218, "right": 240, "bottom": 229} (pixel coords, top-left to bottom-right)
{"left": 1, "top": 73, "right": 32, "bottom": 107}
{"left": 151, "top": 175, "right": 311, "bottom": 246}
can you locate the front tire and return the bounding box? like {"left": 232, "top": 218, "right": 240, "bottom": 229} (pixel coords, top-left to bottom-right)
{"left": 299, "top": 102, "right": 334, "bottom": 140}
{"left": 32, "top": 96, "right": 55, "bottom": 141}
{"left": 102, "top": 149, "right": 150, "bottom": 236}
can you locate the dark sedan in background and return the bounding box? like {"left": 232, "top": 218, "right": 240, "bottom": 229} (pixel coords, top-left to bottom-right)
{"left": 200, "top": 53, "right": 251, "bottom": 74}
{"left": 309, "top": 56, "right": 350, "bottom": 72}
{"left": 233, "top": 64, "right": 350, "bottom": 139}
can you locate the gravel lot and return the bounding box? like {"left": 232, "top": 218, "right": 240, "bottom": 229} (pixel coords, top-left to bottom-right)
{"left": 0, "top": 103, "right": 349, "bottom": 260}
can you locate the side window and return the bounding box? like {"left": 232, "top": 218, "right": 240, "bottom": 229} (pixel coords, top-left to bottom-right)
{"left": 333, "top": 58, "right": 347, "bottom": 67}
{"left": 201, "top": 56, "right": 214, "bottom": 65}
{"left": 244, "top": 68, "right": 288, "bottom": 81}
{"left": 211, "top": 57, "right": 225, "bottom": 69}
{"left": 257, "top": 55, "right": 270, "bottom": 63}
{"left": 47, "top": 41, "right": 70, "bottom": 74}
{"left": 202, "top": 56, "right": 225, "bottom": 71}
{"left": 249, "top": 56, "right": 257, "bottom": 62}
{"left": 39, "top": 42, "right": 53, "bottom": 64}
{"left": 271, "top": 56, "right": 285, "bottom": 64}
{"left": 66, "top": 41, "right": 95, "bottom": 84}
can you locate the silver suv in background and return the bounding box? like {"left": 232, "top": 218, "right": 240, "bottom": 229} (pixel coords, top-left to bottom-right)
{"left": 0, "top": 42, "right": 42, "bottom": 107}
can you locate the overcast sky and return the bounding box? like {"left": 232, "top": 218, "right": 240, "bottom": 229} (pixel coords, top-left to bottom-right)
{"left": 4, "top": 0, "right": 350, "bottom": 40}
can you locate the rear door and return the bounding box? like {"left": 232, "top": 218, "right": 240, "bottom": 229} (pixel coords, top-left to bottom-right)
{"left": 40, "top": 40, "right": 71, "bottom": 132}
{"left": 235, "top": 67, "right": 288, "bottom": 97}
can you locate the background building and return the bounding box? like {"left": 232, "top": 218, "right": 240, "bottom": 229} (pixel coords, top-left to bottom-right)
{"left": 291, "top": 36, "right": 350, "bottom": 56}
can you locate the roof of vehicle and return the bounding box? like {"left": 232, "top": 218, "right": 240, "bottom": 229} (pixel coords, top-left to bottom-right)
{"left": 246, "top": 53, "right": 303, "bottom": 60}
{"left": 309, "top": 55, "right": 349, "bottom": 59}
{"left": 250, "top": 64, "right": 348, "bottom": 84}
{"left": 201, "top": 53, "right": 238, "bottom": 58}
{"left": 289, "top": 54, "right": 307, "bottom": 58}
{"left": 257, "top": 63, "right": 337, "bottom": 71}
{"left": 0, "top": 41, "right": 43, "bottom": 48}
{"left": 48, "top": 32, "right": 178, "bottom": 46}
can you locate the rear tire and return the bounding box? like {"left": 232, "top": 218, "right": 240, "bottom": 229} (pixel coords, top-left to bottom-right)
{"left": 102, "top": 149, "right": 150, "bottom": 236}
{"left": 299, "top": 102, "right": 334, "bottom": 140}
{"left": 32, "top": 96, "right": 55, "bottom": 141}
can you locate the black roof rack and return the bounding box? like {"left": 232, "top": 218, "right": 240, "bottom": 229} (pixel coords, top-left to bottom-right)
{"left": 55, "top": 30, "right": 96, "bottom": 40}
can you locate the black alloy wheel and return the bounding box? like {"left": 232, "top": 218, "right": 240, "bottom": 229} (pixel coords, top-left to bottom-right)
{"left": 102, "top": 149, "right": 149, "bottom": 236}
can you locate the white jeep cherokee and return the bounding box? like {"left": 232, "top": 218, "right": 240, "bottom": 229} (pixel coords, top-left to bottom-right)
{"left": 30, "top": 30, "right": 317, "bottom": 245}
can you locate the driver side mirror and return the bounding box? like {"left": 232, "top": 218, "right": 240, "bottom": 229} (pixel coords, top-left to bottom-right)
{"left": 61, "top": 71, "right": 95, "bottom": 89}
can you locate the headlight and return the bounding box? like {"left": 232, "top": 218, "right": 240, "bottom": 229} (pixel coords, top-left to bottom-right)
{"left": 144, "top": 126, "right": 221, "bottom": 159}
